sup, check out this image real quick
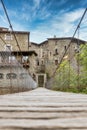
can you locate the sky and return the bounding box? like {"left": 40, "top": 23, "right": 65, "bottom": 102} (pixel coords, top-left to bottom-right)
{"left": 0, "top": 0, "right": 87, "bottom": 43}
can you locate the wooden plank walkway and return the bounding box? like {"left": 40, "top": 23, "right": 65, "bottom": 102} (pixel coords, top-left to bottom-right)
{"left": 0, "top": 88, "right": 87, "bottom": 130}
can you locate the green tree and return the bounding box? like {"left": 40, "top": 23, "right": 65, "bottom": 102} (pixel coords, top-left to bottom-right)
{"left": 79, "top": 44, "right": 87, "bottom": 92}
{"left": 53, "top": 60, "right": 78, "bottom": 92}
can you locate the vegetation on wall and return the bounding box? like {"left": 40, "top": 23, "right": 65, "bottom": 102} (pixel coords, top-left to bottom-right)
{"left": 52, "top": 44, "right": 87, "bottom": 94}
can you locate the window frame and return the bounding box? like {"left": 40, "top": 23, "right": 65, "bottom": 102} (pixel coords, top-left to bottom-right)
{"left": 5, "top": 33, "right": 13, "bottom": 41}
{"left": 0, "top": 73, "right": 4, "bottom": 79}
{"left": 20, "top": 73, "right": 28, "bottom": 79}
{"left": 4, "top": 44, "right": 12, "bottom": 52}
{"left": 6, "top": 73, "right": 17, "bottom": 79}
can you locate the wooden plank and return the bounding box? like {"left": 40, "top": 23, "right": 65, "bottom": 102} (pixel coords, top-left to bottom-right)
{"left": 0, "top": 88, "right": 87, "bottom": 130}
{"left": 0, "top": 112, "right": 87, "bottom": 119}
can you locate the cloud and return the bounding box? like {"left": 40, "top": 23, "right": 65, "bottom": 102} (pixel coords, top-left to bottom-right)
{"left": 33, "top": 0, "right": 41, "bottom": 10}
{"left": 20, "top": 0, "right": 51, "bottom": 22}
{"left": 11, "top": 21, "right": 27, "bottom": 31}
{"left": 79, "top": 0, "right": 87, "bottom": 7}
{"left": 30, "top": 8, "right": 87, "bottom": 43}
{"left": 31, "top": 0, "right": 51, "bottom": 21}
{"left": 51, "top": 8, "right": 85, "bottom": 34}
{"left": 30, "top": 30, "right": 48, "bottom": 44}
{"left": 0, "top": 0, "right": 87, "bottom": 44}
{"left": 64, "top": 9, "right": 85, "bottom": 22}
{"left": 0, "top": 14, "right": 9, "bottom": 27}
{"left": 0, "top": 3, "right": 2, "bottom": 11}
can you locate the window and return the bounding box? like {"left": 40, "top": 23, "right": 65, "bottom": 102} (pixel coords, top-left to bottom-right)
{"left": 6, "top": 45, "right": 11, "bottom": 51}
{"left": 36, "top": 59, "right": 39, "bottom": 66}
{"left": 41, "top": 60, "right": 44, "bottom": 65}
{"left": 0, "top": 73, "right": 4, "bottom": 79}
{"left": 42, "top": 52, "right": 45, "bottom": 57}
{"left": 6, "top": 73, "right": 17, "bottom": 79}
{"left": 5, "top": 34, "right": 12, "bottom": 40}
{"left": 64, "top": 45, "right": 67, "bottom": 50}
{"left": 37, "top": 61, "right": 39, "bottom": 66}
{"left": 55, "top": 49, "right": 58, "bottom": 55}
{"left": 4, "top": 44, "right": 12, "bottom": 52}
{"left": 55, "top": 60, "right": 58, "bottom": 65}
{"left": 9, "top": 56, "right": 16, "bottom": 63}
{"left": 22, "top": 56, "right": 29, "bottom": 65}
{"left": 20, "top": 73, "right": 28, "bottom": 79}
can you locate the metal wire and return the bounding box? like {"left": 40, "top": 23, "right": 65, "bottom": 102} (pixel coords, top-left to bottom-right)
{"left": 0, "top": 0, "right": 23, "bottom": 58}
{"left": 51, "top": 8, "right": 87, "bottom": 77}
{"left": 46, "top": 8, "right": 87, "bottom": 90}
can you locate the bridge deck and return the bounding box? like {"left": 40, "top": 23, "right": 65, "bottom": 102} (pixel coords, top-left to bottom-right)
{"left": 0, "top": 88, "right": 87, "bottom": 130}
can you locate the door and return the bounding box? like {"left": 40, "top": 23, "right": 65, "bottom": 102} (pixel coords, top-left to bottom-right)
{"left": 38, "top": 75, "right": 44, "bottom": 87}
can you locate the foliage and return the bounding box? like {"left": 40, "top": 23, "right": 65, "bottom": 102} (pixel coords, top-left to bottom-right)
{"left": 80, "top": 44, "right": 87, "bottom": 69}
{"left": 53, "top": 60, "right": 77, "bottom": 91}
{"left": 52, "top": 44, "right": 87, "bottom": 94}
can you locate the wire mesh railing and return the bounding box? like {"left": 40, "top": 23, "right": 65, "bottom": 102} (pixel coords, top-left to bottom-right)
{"left": 46, "top": 9, "right": 87, "bottom": 93}
{"left": 0, "top": 0, "right": 37, "bottom": 94}
{"left": 0, "top": 50, "right": 37, "bottom": 94}
{"left": 46, "top": 43, "right": 87, "bottom": 93}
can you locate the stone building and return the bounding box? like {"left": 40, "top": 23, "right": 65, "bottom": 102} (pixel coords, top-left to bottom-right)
{"left": 0, "top": 27, "right": 86, "bottom": 88}
{"left": 0, "top": 27, "right": 37, "bottom": 93}
{"left": 30, "top": 37, "right": 86, "bottom": 86}
{"left": 0, "top": 27, "right": 37, "bottom": 75}
{"left": 0, "top": 27, "right": 29, "bottom": 51}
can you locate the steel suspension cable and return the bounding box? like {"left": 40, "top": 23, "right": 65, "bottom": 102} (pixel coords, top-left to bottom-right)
{"left": 51, "top": 8, "right": 87, "bottom": 77}
{"left": 0, "top": 0, "right": 22, "bottom": 57}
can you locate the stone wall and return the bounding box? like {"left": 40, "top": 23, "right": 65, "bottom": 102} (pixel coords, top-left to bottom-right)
{"left": 0, "top": 66, "right": 37, "bottom": 94}
{"left": 0, "top": 30, "right": 30, "bottom": 51}
{"left": 30, "top": 38, "right": 86, "bottom": 78}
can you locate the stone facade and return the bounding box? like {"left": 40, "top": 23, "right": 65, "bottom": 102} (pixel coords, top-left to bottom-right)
{"left": 0, "top": 27, "right": 37, "bottom": 93}
{"left": 0, "top": 27, "right": 37, "bottom": 76}
{"left": 30, "top": 37, "right": 86, "bottom": 78}
{"left": 0, "top": 27, "right": 29, "bottom": 51}
{"left": 0, "top": 66, "right": 37, "bottom": 94}
{"left": 0, "top": 27, "right": 86, "bottom": 89}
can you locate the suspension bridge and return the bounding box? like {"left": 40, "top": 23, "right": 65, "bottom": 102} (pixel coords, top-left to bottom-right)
{"left": 0, "top": 0, "right": 87, "bottom": 93}
{"left": 0, "top": 88, "right": 87, "bottom": 129}
{"left": 0, "top": 0, "right": 87, "bottom": 129}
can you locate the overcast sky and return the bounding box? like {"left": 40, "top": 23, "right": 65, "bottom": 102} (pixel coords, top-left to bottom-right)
{"left": 0, "top": 0, "right": 87, "bottom": 43}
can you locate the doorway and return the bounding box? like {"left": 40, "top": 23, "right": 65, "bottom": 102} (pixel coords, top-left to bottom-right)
{"left": 38, "top": 75, "right": 44, "bottom": 87}
{"left": 36, "top": 73, "right": 46, "bottom": 87}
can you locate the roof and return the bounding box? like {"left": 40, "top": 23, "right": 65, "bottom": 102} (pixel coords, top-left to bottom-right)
{"left": 30, "top": 37, "right": 86, "bottom": 46}
{"left": 0, "top": 27, "right": 30, "bottom": 34}
{"left": 0, "top": 27, "right": 8, "bottom": 31}
{"left": 48, "top": 37, "right": 86, "bottom": 44}
{"left": 30, "top": 40, "right": 48, "bottom": 46}
{"left": 30, "top": 42, "right": 39, "bottom": 46}
{"left": 0, "top": 30, "right": 30, "bottom": 34}
{"left": 39, "top": 40, "right": 48, "bottom": 46}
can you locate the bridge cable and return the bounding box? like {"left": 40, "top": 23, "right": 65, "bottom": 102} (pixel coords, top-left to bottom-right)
{"left": 0, "top": 0, "right": 26, "bottom": 92}
{"left": 52, "top": 8, "right": 87, "bottom": 78}
{"left": 46, "top": 8, "right": 87, "bottom": 88}
{"left": 0, "top": 0, "right": 23, "bottom": 59}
